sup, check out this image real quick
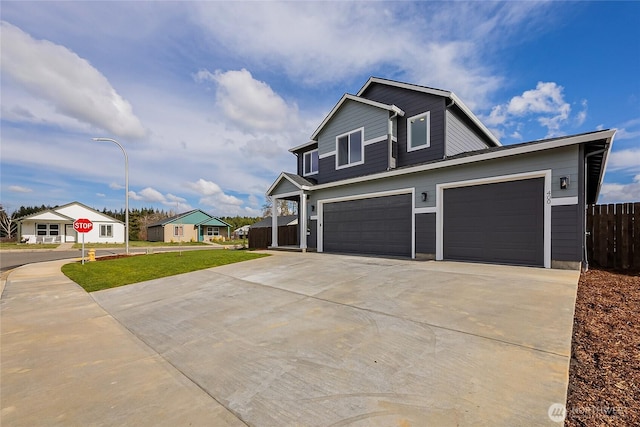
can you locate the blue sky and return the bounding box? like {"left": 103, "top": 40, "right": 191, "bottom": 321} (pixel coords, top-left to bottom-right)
{"left": 1, "top": 1, "right": 639, "bottom": 217}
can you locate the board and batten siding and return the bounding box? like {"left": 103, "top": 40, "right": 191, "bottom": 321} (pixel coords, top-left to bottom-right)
{"left": 415, "top": 213, "right": 436, "bottom": 255}
{"left": 360, "top": 84, "right": 446, "bottom": 165}
{"left": 551, "top": 204, "right": 582, "bottom": 261}
{"left": 446, "top": 110, "right": 491, "bottom": 156}
{"left": 317, "top": 140, "right": 388, "bottom": 184}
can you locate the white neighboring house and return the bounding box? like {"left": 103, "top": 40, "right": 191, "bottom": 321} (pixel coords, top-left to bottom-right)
{"left": 17, "top": 202, "right": 125, "bottom": 244}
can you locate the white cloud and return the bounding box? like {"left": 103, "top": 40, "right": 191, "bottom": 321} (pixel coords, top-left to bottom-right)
{"left": 600, "top": 175, "right": 640, "bottom": 204}
{"left": 607, "top": 149, "right": 640, "bottom": 172}
{"left": 614, "top": 118, "right": 640, "bottom": 140}
{"left": 575, "top": 100, "right": 587, "bottom": 126}
{"left": 485, "top": 82, "right": 573, "bottom": 138}
{"left": 185, "top": 178, "right": 245, "bottom": 214}
{"left": 109, "top": 182, "right": 124, "bottom": 190}
{"left": 8, "top": 185, "right": 33, "bottom": 193}
{"left": 128, "top": 187, "right": 192, "bottom": 211}
{"left": 190, "top": 2, "right": 553, "bottom": 109}
{"left": 0, "top": 21, "right": 145, "bottom": 138}
{"left": 96, "top": 193, "right": 106, "bottom": 198}
{"left": 196, "top": 68, "right": 298, "bottom": 133}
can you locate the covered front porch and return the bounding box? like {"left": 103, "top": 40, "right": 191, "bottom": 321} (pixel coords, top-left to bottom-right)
{"left": 267, "top": 173, "right": 316, "bottom": 252}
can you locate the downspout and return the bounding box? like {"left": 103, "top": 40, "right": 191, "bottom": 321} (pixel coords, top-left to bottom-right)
{"left": 583, "top": 148, "right": 607, "bottom": 272}
{"left": 444, "top": 98, "right": 455, "bottom": 160}
{"left": 387, "top": 111, "right": 398, "bottom": 170}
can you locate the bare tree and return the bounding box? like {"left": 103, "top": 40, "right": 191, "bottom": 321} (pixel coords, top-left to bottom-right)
{"left": 0, "top": 204, "right": 17, "bottom": 240}
{"left": 262, "top": 197, "right": 298, "bottom": 217}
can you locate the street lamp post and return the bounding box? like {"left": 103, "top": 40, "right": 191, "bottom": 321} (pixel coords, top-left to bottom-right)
{"left": 92, "top": 137, "right": 129, "bottom": 255}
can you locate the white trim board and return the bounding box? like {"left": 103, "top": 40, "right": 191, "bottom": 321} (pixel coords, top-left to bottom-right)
{"left": 551, "top": 196, "right": 578, "bottom": 206}
{"left": 435, "top": 170, "right": 552, "bottom": 268}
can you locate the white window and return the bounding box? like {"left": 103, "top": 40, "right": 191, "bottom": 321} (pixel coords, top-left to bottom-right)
{"left": 407, "top": 111, "right": 430, "bottom": 151}
{"left": 303, "top": 150, "right": 319, "bottom": 176}
{"left": 207, "top": 227, "right": 220, "bottom": 236}
{"left": 174, "top": 225, "right": 183, "bottom": 237}
{"left": 100, "top": 224, "right": 113, "bottom": 238}
{"left": 336, "top": 128, "right": 363, "bottom": 169}
{"left": 36, "top": 223, "right": 58, "bottom": 236}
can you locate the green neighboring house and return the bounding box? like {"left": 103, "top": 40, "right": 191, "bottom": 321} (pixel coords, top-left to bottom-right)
{"left": 146, "top": 209, "right": 232, "bottom": 242}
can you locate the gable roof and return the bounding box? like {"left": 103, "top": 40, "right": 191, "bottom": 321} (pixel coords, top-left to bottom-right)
{"left": 250, "top": 215, "right": 298, "bottom": 228}
{"left": 197, "top": 217, "right": 232, "bottom": 227}
{"left": 310, "top": 94, "right": 405, "bottom": 141}
{"left": 357, "top": 76, "right": 501, "bottom": 148}
{"left": 16, "top": 209, "right": 75, "bottom": 222}
{"left": 266, "top": 172, "right": 315, "bottom": 196}
{"left": 16, "top": 201, "right": 122, "bottom": 223}
{"left": 148, "top": 209, "right": 210, "bottom": 227}
{"left": 289, "top": 140, "right": 318, "bottom": 154}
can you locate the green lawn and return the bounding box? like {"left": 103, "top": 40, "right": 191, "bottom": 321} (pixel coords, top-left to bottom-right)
{"left": 62, "top": 250, "right": 269, "bottom": 292}
{"left": 0, "top": 242, "right": 59, "bottom": 250}
{"left": 71, "top": 241, "right": 208, "bottom": 249}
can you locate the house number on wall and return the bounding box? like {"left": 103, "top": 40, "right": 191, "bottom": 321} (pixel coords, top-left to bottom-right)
{"left": 546, "top": 190, "right": 552, "bottom": 204}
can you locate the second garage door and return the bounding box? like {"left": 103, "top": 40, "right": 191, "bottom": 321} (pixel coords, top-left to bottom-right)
{"left": 443, "top": 178, "right": 544, "bottom": 266}
{"left": 323, "top": 194, "right": 412, "bottom": 257}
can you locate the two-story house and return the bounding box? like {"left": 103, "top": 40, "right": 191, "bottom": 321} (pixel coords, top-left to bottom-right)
{"left": 267, "top": 77, "right": 614, "bottom": 269}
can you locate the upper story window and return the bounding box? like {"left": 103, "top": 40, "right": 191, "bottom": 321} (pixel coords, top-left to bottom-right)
{"left": 407, "top": 111, "right": 430, "bottom": 151}
{"left": 303, "top": 150, "right": 318, "bottom": 176}
{"left": 336, "top": 128, "right": 363, "bottom": 169}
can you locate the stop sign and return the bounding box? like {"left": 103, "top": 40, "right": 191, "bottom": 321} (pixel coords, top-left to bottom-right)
{"left": 73, "top": 218, "right": 93, "bottom": 233}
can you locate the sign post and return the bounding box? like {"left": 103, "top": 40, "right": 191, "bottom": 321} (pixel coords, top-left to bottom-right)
{"left": 73, "top": 218, "right": 93, "bottom": 265}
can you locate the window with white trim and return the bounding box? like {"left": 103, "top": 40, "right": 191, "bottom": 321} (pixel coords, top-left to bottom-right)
{"left": 336, "top": 128, "right": 363, "bottom": 168}
{"left": 100, "top": 224, "right": 113, "bottom": 238}
{"left": 303, "top": 150, "right": 319, "bottom": 176}
{"left": 36, "top": 223, "right": 58, "bottom": 236}
{"left": 407, "top": 111, "right": 430, "bottom": 151}
{"left": 207, "top": 226, "right": 220, "bottom": 236}
{"left": 174, "top": 225, "right": 183, "bottom": 237}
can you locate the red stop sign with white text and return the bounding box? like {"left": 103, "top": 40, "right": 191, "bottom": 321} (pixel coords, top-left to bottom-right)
{"left": 73, "top": 218, "right": 93, "bottom": 233}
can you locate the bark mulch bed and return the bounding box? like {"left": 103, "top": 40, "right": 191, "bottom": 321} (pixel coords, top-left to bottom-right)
{"left": 565, "top": 268, "right": 640, "bottom": 426}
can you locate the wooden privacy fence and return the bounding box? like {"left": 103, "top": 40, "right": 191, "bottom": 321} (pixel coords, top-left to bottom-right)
{"left": 249, "top": 225, "right": 299, "bottom": 249}
{"left": 586, "top": 202, "right": 640, "bottom": 270}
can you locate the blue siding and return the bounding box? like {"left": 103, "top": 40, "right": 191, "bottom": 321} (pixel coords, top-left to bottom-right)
{"left": 317, "top": 140, "right": 388, "bottom": 184}
{"left": 552, "top": 205, "right": 582, "bottom": 261}
{"left": 446, "top": 110, "right": 491, "bottom": 156}
{"left": 360, "top": 83, "right": 446, "bottom": 166}
{"left": 416, "top": 213, "right": 436, "bottom": 254}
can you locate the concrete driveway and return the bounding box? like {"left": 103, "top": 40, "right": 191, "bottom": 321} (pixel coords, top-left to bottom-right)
{"left": 88, "top": 252, "right": 578, "bottom": 426}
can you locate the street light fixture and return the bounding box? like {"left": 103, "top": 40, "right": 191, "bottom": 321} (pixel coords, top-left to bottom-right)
{"left": 92, "top": 137, "right": 129, "bottom": 255}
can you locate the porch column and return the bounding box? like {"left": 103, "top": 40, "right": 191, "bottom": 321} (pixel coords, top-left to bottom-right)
{"left": 271, "top": 198, "right": 278, "bottom": 247}
{"left": 300, "top": 193, "right": 307, "bottom": 250}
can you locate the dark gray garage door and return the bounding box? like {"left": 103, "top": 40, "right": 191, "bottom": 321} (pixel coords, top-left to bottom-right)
{"left": 443, "top": 178, "right": 544, "bottom": 266}
{"left": 323, "top": 194, "right": 412, "bottom": 257}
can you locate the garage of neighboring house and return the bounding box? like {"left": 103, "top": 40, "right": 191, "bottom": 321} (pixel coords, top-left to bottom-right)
{"left": 322, "top": 193, "right": 413, "bottom": 257}
{"left": 441, "top": 177, "right": 545, "bottom": 267}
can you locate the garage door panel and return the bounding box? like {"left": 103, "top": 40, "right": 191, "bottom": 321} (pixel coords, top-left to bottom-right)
{"left": 323, "top": 194, "right": 412, "bottom": 257}
{"left": 443, "top": 178, "right": 544, "bottom": 266}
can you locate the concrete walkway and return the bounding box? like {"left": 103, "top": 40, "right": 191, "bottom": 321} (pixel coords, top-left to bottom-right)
{"left": 1, "top": 253, "right": 580, "bottom": 426}
{"left": 0, "top": 260, "right": 244, "bottom": 427}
